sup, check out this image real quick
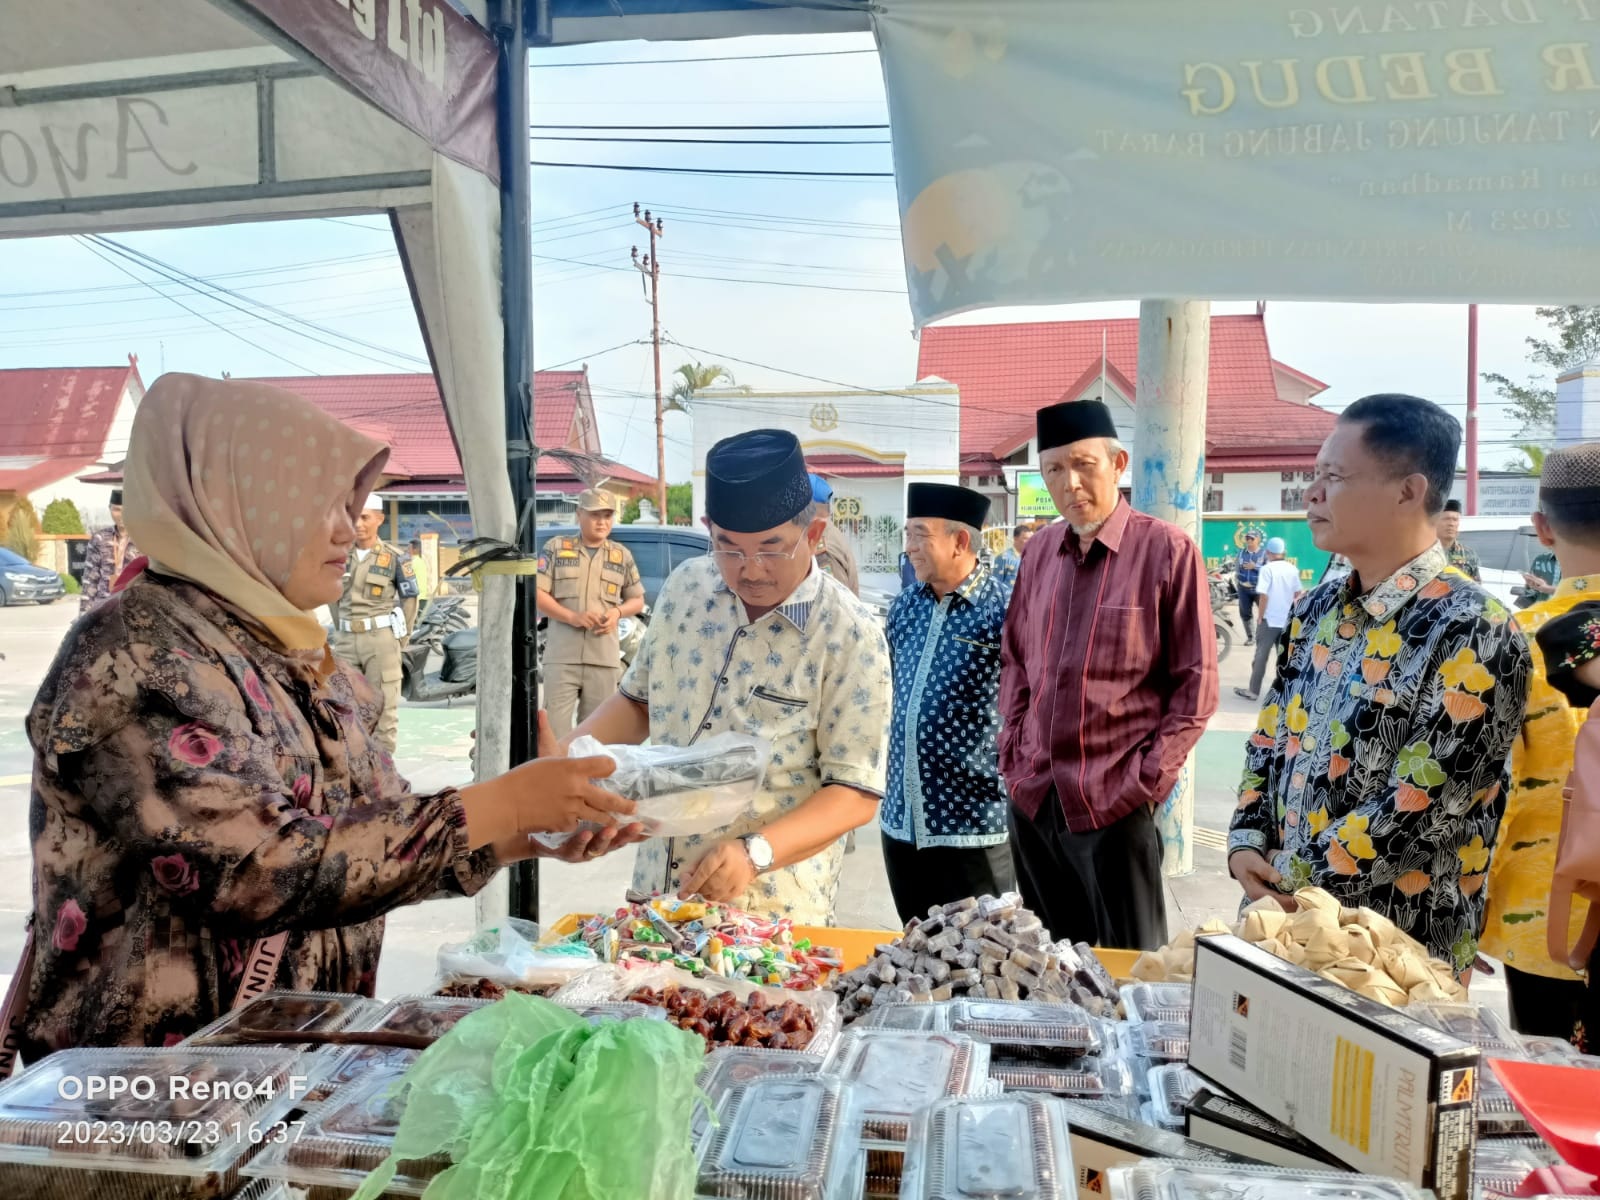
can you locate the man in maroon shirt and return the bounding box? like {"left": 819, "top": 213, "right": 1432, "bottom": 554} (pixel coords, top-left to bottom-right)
{"left": 999, "top": 399, "right": 1219, "bottom": 950}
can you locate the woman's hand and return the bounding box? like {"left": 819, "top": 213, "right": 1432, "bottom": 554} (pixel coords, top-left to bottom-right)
{"left": 459, "top": 714, "right": 630, "bottom": 848}
{"left": 491, "top": 820, "right": 648, "bottom": 866}
{"left": 680, "top": 840, "right": 759, "bottom": 904}
{"left": 1229, "top": 849, "right": 1296, "bottom": 910}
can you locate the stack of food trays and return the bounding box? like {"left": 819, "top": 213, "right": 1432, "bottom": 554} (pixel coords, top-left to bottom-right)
{"left": 692, "top": 1075, "right": 860, "bottom": 1200}
{"left": 897, "top": 1093, "right": 1074, "bottom": 1200}
{"left": 1119, "top": 981, "right": 1193, "bottom": 1025}
{"left": 1143, "top": 1062, "right": 1206, "bottom": 1134}
{"left": 692, "top": 1046, "right": 826, "bottom": 1146}
{"left": 1410, "top": 1004, "right": 1537, "bottom": 1138}
{"left": 1105, "top": 1161, "right": 1436, "bottom": 1200}
{"left": 0, "top": 1047, "right": 304, "bottom": 1200}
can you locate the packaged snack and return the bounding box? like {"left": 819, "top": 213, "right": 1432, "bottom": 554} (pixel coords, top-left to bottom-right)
{"left": 1184, "top": 1087, "right": 1347, "bottom": 1170}
{"left": 185, "top": 990, "right": 374, "bottom": 1047}
{"left": 0, "top": 1047, "right": 303, "bottom": 1200}
{"left": 988, "top": 1056, "right": 1136, "bottom": 1104}
{"left": 693, "top": 1047, "right": 826, "bottom": 1145}
{"left": 1473, "top": 1138, "right": 1556, "bottom": 1196}
{"left": 1125, "top": 1018, "right": 1190, "bottom": 1064}
{"left": 822, "top": 1030, "right": 991, "bottom": 1142}
{"left": 1473, "top": 1068, "right": 1535, "bottom": 1138}
{"left": 1146, "top": 1062, "right": 1206, "bottom": 1129}
{"left": 1104, "top": 1160, "right": 1435, "bottom": 1200}
{"left": 854, "top": 1002, "right": 952, "bottom": 1033}
{"left": 304, "top": 1043, "right": 419, "bottom": 1107}
{"left": 1052, "top": 1097, "right": 1251, "bottom": 1200}
{"left": 244, "top": 1068, "right": 441, "bottom": 1197}
{"left": 565, "top": 1001, "right": 668, "bottom": 1025}
{"left": 693, "top": 1075, "right": 859, "bottom": 1200}
{"left": 1516, "top": 1034, "right": 1580, "bottom": 1063}
{"left": 1068, "top": 943, "right": 1121, "bottom": 1001}
{"left": 899, "top": 1093, "right": 1073, "bottom": 1200}
{"left": 1410, "top": 1005, "right": 1521, "bottom": 1055}
{"left": 946, "top": 1000, "right": 1104, "bottom": 1059}
{"left": 1120, "top": 982, "right": 1193, "bottom": 1024}
{"left": 435, "top": 918, "right": 598, "bottom": 995}
{"left": 346, "top": 995, "right": 492, "bottom": 1041}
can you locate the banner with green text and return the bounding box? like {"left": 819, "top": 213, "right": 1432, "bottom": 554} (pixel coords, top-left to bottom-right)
{"left": 875, "top": 0, "right": 1600, "bottom": 324}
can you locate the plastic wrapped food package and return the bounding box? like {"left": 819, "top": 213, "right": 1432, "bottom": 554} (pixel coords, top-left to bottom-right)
{"left": 899, "top": 1094, "right": 1072, "bottom": 1200}
{"left": 0, "top": 1047, "right": 303, "bottom": 1200}
{"left": 1104, "top": 1161, "right": 1436, "bottom": 1200}
{"left": 693, "top": 1047, "right": 826, "bottom": 1145}
{"left": 1120, "top": 982, "right": 1193, "bottom": 1025}
{"left": 1146, "top": 1063, "right": 1206, "bottom": 1130}
{"left": 1473, "top": 1139, "right": 1557, "bottom": 1196}
{"left": 693, "top": 1075, "right": 859, "bottom": 1200}
{"left": 1125, "top": 1019, "right": 1190, "bottom": 1064}
{"left": 245, "top": 1068, "right": 442, "bottom": 1198}
{"left": 946, "top": 1000, "right": 1105, "bottom": 1059}
{"left": 854, "top": 1002, "right": 953, "bottom": 1032}
{"left": 987, "top": 1055, "right": 1136, "bottom": 1104}
{"left": 1410, "top": 1004, "right": 1522, "bottom": 1054}
{"left": 822, "top": 1030, "right": 991, "bottom": 1142}
{"left": 185, "top": 990, "right": 375, "bottom": 1047}
{"left": 1516, "top": 1033, "right": 1581, "bottom": 1063}
{"left": 1474, "top": 1068, "right": 1536, "bottom": 1137}
{"left": 434, "top": 918, "right": 598, "bottom": 995}
{"left": 346, "top": 995, "right": 493, "bottom": 1041}
{"left": 565, "top": 1001, "right": 669, "bottom": 1025}
{"left": 536, "top": 732, "right": 770, "bottom": 848}
{"left": 305, "top": 1043, "right": 420, "bottom": 1106}
{"left": 225, "top": 1181, "right": 303, "bottom": 1200}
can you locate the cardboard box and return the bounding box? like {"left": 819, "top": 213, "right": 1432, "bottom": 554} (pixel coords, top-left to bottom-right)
{"left": 1190, "top": 935, "right": 1478, "bottom": 1200}
{"left": 1186, "top": 1086, "right": 1349, "bottom": 1170}
{"left": 1053, "top": 1097, "right": 1249, "bottom": 1199}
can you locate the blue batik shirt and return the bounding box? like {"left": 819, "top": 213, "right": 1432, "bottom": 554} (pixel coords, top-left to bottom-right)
{"left": 880, "top": 563, "right": 1012, "bottom": 849}
{"left": 994, "top": 547, "right": 1022, "bottom": 590}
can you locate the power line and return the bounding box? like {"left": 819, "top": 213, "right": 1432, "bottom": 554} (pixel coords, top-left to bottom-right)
{"left": 0, "top": 252, "right": 395, "bottom": 301}
{"left": 531, "top": 250, "right": 905, "bottom": 295}
{"left": 531, "top": 48, "right": 875, "bottom": 68}
{"left": 533, "top": 122, "right": 888, "bottom": 131}
{"left": 531, "top": 160, "right": 893, "bottom": 179}
{"left": 657, "top": 215, "right": 899, "bottom": 242}
{"left": 535, "top": 340, "right": 646, "bottom": 372}
{"left": 531, "top": 135, "right": 890, "bottom": 145}
{"left": 649, "top": 202, "right": 898, "bottom": 230}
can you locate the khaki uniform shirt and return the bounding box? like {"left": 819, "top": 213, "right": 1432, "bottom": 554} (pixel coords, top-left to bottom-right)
{"left": 537, "top": 536, "right": 645, "bottom": 666}
{"left": 337, "top": 542, "right": 418, "bottom": 632}
{"left": 817, "top": 525, "right": 859, "bottom": 597}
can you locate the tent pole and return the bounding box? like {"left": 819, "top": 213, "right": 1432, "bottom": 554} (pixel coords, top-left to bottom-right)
{"left": 491, "top": 0, "right": 541, "bottom": 920}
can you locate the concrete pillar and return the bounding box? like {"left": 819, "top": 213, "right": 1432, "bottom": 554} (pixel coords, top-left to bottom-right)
{"left": 1133, "top": 300, "right": 1211, "bottom": 877}
{"left": 1555, "top": 358, "right": 1600, "bottom": 447}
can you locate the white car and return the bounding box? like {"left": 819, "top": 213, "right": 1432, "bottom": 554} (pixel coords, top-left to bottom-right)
{"left": 1456, "top": 516, "right": 1541, "bottom": 610}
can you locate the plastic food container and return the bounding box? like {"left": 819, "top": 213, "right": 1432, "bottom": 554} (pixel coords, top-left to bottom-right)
{"left": 946, "top": 1000, "right": 1104, "bottom": 1059}
{"left": 1105, "top": 1160, "right": 1435, "bottom": 1200}
{"left": 567, "top": 1001, "right": 668, "bottom": 1025}
{"left": 1474, "top": 1068, "right": 1535, "bottom": 1137}
{"left": 0, "top": 1046, "right": 304, "bottom": 1200}
{"left": 1473, "top": 1139, "right": 1556, "bottom": 1196}
{"left": 854, "top": 1003, "right": 952, "bottom": 1033}
{"left": 1125, "top": 1019, "right": 1190, "bottom": 1064}
{"left": 244, "top": 1068, "right": 441, "bottom": 1197}
{"left": 1515, "top": 1033, "right": 1580, "bottom": 1063}
{"left": 899, "top": 1094, "right": 1072, "bottom": 1200}
{"left": 988, "top": 1056, "right": 1135, "bottom": 1104}
{"left": 1146, "top": 1063, "right": 1206, "bottom": 1130}
{"left": 1069, "top": 943, "right": 1121, "bottom": 1001}
{"left": 346, "top": 995, "right": 492, "bottom": 1040}
{"left": 185, "top": 991, "right": 374, "bottom": 1048}
{"left": 304, "top": 1044, "right": 420, "bottom": 1106}
{"left": 1120, "top": 982, "right": 1193, "bottom": 1024}
{"left": 693, "top": 1047, "right": 826, "bottom": 1145}
{"left": 822, "top": 1030, "right": 991, "bottom": 1142}
{"left": 693, "top": 1075, "right": 859, "bottom": 1200}
{"left": 1411, "top": 1005, "right": 1521, "bottom": 1055}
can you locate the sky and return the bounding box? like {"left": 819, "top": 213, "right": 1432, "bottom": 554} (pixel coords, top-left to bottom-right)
{"left": 0, "top": 30, "right": 1564, "bottom": 483}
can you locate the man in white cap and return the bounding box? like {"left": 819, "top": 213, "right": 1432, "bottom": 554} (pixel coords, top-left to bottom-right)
{"left": 331, "top": 495, "right": 419, "bottom": 754}
{"left": 536, "top": 488, "right": 645, "bottom": 738}
{"left": 1234, "top": 536, "right": 1303, "bottom": 704}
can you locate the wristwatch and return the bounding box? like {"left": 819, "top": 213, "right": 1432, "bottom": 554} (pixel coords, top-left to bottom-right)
{"left": 741, "top": 833, "right": 774, "bottom": 873}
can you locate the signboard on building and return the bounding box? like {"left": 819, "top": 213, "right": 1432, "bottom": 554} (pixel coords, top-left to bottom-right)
{"left": 1470, "top": 475, "right": 1540, "bottom": 517}
{"left": 1202, "top": 514, "right": 1330, "bottom": 587}
{"left": 1015, "top": 470, "right": 1055, "bottom": 519}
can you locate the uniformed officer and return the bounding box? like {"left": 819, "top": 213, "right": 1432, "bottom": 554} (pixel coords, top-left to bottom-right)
{"left": 536, "top": 488, "right": 645, "bottom": 738}
{"left": 331, "top": 494, "right": 419, "bottom": 755}
{"left": 808, "top": 473, "right": 859, "bottom": 596}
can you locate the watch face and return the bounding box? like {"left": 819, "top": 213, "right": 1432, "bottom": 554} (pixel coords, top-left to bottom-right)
{"left": 746, "top": 836, "right": 773, "bottom": 870}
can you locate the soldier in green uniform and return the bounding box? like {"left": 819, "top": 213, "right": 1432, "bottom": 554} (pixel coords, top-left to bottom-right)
{"left": 331, "top": 494, "right": 419, "bottom": 755}
{"left": 536, "top": 489, "right": 645, "bottom": 738}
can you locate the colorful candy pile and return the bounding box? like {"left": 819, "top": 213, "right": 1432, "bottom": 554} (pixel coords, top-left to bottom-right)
{"left": 560, "top": 895, "right": 842, "bottom": 988}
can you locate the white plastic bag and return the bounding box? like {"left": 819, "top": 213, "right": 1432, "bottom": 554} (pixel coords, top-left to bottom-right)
{"left": 536, "top": 733, "right": 771, "bottom": 848}
{"left": 435, "top": 918, "right": 598, "bottom": 991}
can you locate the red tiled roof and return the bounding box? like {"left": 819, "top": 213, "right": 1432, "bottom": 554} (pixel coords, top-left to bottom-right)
{"left": 0, "top": 363, "right": 139, "bottom": 493}
{"left": 1202, "top": 451, "right": 1320, "bottom": 471}
{"left": 1271, "top": 358, "right": 1331, "bottom": 396}
{"left": 806, "top": 453, "right": 904, "bottom": 479}
{"left": 919, "top": 314, "right": 1332, "bottom": 467}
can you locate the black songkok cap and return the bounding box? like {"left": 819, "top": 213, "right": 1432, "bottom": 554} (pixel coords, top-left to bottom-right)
{"left": 907, "top": 482, "right": 990, "bottom": 530}
{"left": 1443, "top": 498, "right": 1463, "bottom": 514}
{"left": 1037, "top": 400, "right": 1119, "bottom": 452}
{"left": 705, "top": 429, "right": 812, "bottom": 533}
{"left": 109, "top": 489, "right": 124, "bottom": 506}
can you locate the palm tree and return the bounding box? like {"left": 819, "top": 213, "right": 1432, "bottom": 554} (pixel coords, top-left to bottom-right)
{"left": 1510, "top": 443, "right": 1548, "bottom": 475}
{"left": 666, "top": 362, "right": 734, "bottom": 413}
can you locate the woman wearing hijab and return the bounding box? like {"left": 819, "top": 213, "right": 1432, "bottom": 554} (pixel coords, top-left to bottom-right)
{"left": 19, "top": 374, "right": 636, "bottom": 1054}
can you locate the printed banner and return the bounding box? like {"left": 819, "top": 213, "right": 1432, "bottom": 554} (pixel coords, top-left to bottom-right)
{"left": 1202, "top": 514, "right": 1332, "bottom": 585}
{"left": 875, "top": 0, "right": 1600, "bottom": 324}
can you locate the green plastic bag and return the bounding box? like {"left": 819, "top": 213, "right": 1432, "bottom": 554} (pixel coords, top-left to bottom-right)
{"left": 352, "top": 992, "right": 706, "bottom": 1200}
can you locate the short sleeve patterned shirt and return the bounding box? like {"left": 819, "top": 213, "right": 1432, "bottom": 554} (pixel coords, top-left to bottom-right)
{"left": 619, "top": 557, "right": 891, "bottom": 924}
{"left": 880, "top": 564, "right": 1011, "bottom": 849}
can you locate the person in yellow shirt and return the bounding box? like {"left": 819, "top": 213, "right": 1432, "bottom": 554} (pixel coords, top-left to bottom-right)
{"left": 1482, "top": 442, "right": 1600, "bottom": 1041}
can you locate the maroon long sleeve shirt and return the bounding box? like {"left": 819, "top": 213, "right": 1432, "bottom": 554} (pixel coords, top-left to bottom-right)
{"left": 999, "top": 501, "right": 1219, "bottom": 833}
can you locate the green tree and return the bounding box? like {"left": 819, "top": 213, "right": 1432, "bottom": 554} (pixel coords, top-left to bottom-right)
{"left": 665, "top": 362, "right": 734, "bottom": 414}
{"left": 1483, "top": 305, "right": 1600, "bottom": 466}
{"left": 1509, "top": 443, "right": 1547, "bottom": 476}
{"left": 621, "top": 483, "right": 693, "bottom": 525}
{"left": 3, "top": 498, "right": 40, "bottom": 564}
{"left": 41, "top": 498, "right": 86, "bottom": 535}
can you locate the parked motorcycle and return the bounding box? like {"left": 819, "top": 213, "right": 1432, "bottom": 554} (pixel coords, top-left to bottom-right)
{"left": 1206, "top": 560, "right": 1238, "bottom": 665}
{"left": 401, "top": 596, "right": 477, "bottom": 702}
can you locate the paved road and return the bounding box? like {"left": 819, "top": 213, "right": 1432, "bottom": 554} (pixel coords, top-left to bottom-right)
{"left": 0, "top": 603, "right": 1505, "bottom": 1016}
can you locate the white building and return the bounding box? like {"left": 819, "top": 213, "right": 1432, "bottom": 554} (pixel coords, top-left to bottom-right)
{"left": 691, "top": 381, "right": 962, "bottom": 594}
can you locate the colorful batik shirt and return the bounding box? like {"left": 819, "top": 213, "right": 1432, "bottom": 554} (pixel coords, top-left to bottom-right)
{"left": 880, "top": 564, "right": 1011, "bottom": 849}
{"left": 993, "top": 548, "right": 1022, "bottom": 590}
{"left": 1481, "top": 575, "right": 1598, "bottom": 982}
{"left": 1445, "top": 540, "right": 1482, "bottom": 583}
{"left": 619, "top": 557, "right": 891, "bottom": 924}
{"left": 1229, "top": 545, "right": 1531, "bottom": 971}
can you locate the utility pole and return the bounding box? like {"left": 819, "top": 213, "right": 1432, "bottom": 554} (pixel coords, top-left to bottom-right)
{"left": 632, "top": 203, "right": 668, "bottom": 521}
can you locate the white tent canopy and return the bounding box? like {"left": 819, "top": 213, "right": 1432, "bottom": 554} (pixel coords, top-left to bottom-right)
{"left": 1, "top": 0, "right": 520, "bottom": 919}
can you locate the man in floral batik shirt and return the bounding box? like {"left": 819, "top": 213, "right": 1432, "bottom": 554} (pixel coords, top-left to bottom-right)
{"left": 1229, "top": 395, "right": 1530, "bottom": 975}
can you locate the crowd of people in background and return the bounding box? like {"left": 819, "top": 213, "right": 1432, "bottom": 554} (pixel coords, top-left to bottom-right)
{"left": 16, "top": 373, "right": 1598, "bottom": 1058}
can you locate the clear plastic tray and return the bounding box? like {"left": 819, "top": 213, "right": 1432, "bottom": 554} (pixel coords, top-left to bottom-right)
{"left": 694, "top": 1075, "right": 859, "bottom": 1200}
{"left": 693, "top": 1047, "right": 826, "bottom": 1145}
{"left": 305, "top": 1043, "right": 420, "bottom": 1105}
{"left": 822, "top": 1030, "right": 991, "bottom": 1142}
{"left": 1125, "top": 1019, "right": 1190, "bottom": 1064}
{"left": 225, "top": 1180, "right": 303, "bottom": 1200}
{"left": 567, "top": 1001, "right": 668, "bottom": 1025}
{"left": 946, "top": 1000, "right": 1104, "bottom": 1058}
{"left": 1474, "top": 1068, "right": 1534, "bottom": 1137}
{"left": 346, "top": 994, "right": 492, "bottom": 1040}
{"left": 185, "top": 990, "right": 374, "bottom": 1048}
{"left": 1473, "top": 1139, "right": 1555, "bottom": 1195}
{"left": 1516, "top": 1033, "right": 1580, "bottom": 1063}
{"left": 243, "top": 1067, "right": 441, "bottom": 1197}
{"left": 1147, "top": 1062, "right": 1206, "bottom": 1129}
{"left": 0, "top": 1047, "right": 304, "bottom": 1200}
{"left": 1120, "top": 982, "right": 1193, "bottom": 1024}
{"left": 1106, "top": 1160, "right": 1434, "bottom": 1200}
{"left": 899, "top": 1094, "right": 1072, "bottom": 1200}
{"left": 988, "top": 1056, "right": 1135, "bottom": 1102}
{"left": 855, "top": 1002, "right": 952, "bottom": 1032}
{"left": 1410, "top": 1004, "right": 1521, "bottom": 1055}
{"left": 1064, "top": 943, "right": 1120, "bottom": 1001}
{"left": 1141, "top": 1098, "right": 1183, "bottom": 1132}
